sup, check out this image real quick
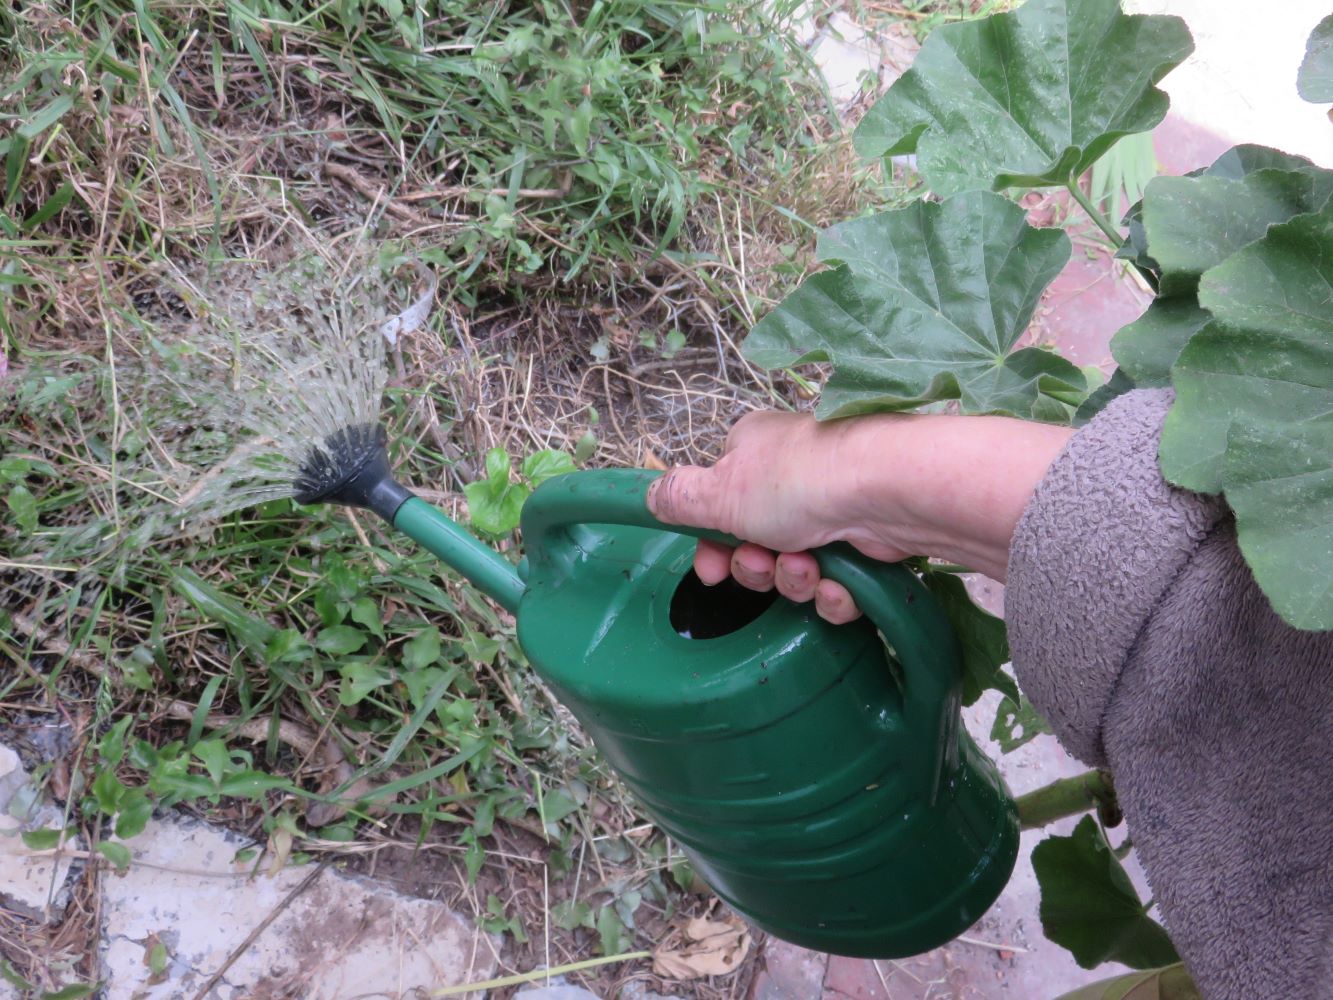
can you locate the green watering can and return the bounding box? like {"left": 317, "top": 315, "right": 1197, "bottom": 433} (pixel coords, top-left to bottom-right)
{"left": 295, "top": 424, "right": 1019, "bottom": 958}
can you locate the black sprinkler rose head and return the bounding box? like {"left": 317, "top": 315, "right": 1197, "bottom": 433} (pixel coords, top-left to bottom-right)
{"left": 292, "top": 423, "right": 412, "bottom": 521}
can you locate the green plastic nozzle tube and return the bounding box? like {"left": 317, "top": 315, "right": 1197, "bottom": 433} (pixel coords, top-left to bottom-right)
{"left": 391, "top": 496, "right": 525, "bottom": 614}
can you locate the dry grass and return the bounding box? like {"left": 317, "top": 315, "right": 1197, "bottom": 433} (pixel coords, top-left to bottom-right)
{"left": 0, "top": 2, "right": 905, "bottom": 995}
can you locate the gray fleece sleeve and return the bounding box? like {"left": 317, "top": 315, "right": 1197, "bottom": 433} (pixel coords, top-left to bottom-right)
{"left": 1006, "top": 389, "right": 1333, "bottom": 1000}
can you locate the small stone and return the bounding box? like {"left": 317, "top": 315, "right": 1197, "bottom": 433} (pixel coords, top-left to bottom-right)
{"left": 751, "top": 938, "right": 827, "bottom": 1000}
{"left": 0, "top": 743, "right": 78, "bottom": 922}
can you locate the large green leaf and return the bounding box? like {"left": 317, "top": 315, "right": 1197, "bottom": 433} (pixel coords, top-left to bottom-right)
{"left": 1055, "top": 964, "right": 1200, "bottom": 1000}
{"left": 1140, "top": 168, "right": 1333, "bottom": 298}
{"left": 1111, "top": 147, "right": 1333, "bottom": 386}
{"left": 1073, "top": 368, "right": 1135, "bottom": 426}
{"left": 1158, "top": 199, "right": 1333, "bottom": 629}
{"left": 743, "top": 190, "right": 1075, "bottom": 419}
{"left": 1033, "top": 816, "right": 1180, "bottom": 970}
{"left": 1298, "top": 13, "right": 1333, "bottom": 103}
{"left": 852, "top": 0, "right": 1192, "bottom": 195}
{"left": 1223, "top": 417, "right": 1333, "bottom": 630}
{"left": 921, "top": 571, "right": 1018, "bottom": 706}
{"left": 1110, "top": 300, "right": 1208, "bottom": 389}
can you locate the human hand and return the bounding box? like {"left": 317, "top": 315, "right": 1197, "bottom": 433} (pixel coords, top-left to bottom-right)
{"left": 645, "top": 409, "right": 1074, "bottom": 623}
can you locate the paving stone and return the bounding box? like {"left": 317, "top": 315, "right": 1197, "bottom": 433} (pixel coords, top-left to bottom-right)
{"left": 806, "top": 13, "right": 918, "bottom": 108}
{"left": 101, "top": 814, "right": 495, "bottom": 1000}
{"left": 749, "top": 937, "right": 827, "bottom": 1000}
{"left": 0, "top": 743, "right": 78, "bottom": 922}
{"left": 619, "top": 981, "right": 682, "bottom": 1000}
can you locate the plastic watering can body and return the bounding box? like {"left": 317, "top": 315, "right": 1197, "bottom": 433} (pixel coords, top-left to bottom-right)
{"left": 512, "top": 469, "right": 1019, "bottom": 959}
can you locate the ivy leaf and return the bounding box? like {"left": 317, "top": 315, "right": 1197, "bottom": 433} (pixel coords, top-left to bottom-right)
{"left": 852, "top": 0, "right": 1192, "bottom": 195}
{"left": 1033, "top": 816, "right": 1179, "bottom": 970}
{"left": 315, "top": 625, "right": 366, "bottom": 656}
{"left": 402, "top": 626, "right": 442, "bottom": 670}
{"left": 20, "top": 827, "right": 64, "bottom": 850}
{"left": 520, "top": 449, "right": 576, "bottom": 486}
{"left": 1054, "top": 963, "right": 1200, "bottom": 1000}
{"left": 921, "top": 572, "right": 1017, "bottom": 706}
{"left": 552, "top": 899, "right": 594, "bottom": 931}
{"left": 348, "top": 597, "right": 384, "bottom": 640}
{"left": 595, "top": 904, "right": 634, "bottom": 956}
{"left": 339, "top": 662, "right": 392, "bottom": 706}
{"left": 115, "top": 788, "right": 154, "bottom": 840}
{"left": 6, "top": 484, "right": 37, "bottom": 533}
{"left": 96, "top": 841, "right": 132, "bottom": 871}
{"left": 1158, "top": 198, "right": 1333, "bottom": 618}
{"left": 1112, "top": 147, "right": 1332, "bottom": 387}
{"left": 1298, "top": 13, "right": 1333, "bottom": 103}
{"left": 744, "top": 191, "right": 1075, "bottom": 419}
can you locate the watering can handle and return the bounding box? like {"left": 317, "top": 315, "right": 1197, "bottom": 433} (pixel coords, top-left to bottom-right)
{"left": 521, "top": 468, "right": 963, "bottom": 760}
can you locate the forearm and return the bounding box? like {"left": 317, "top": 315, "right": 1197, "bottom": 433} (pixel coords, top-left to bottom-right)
{"left": 838, "top": 413, "right": 1075, "bottom": 581}
{"left": 647, "top": 408, "right": 1075, "bottom": 585}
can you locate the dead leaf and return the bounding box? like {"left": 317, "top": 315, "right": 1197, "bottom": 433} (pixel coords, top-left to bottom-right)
{"left": 652, "top": 916, "right": 751, "bottom": 980}
{"left": 642, "top": 449, "right": 667, "bottom": 471}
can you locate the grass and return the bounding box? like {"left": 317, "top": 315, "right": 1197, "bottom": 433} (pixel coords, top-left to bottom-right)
{"left": 0, "top": 1, "right": 920, "bottom": 995}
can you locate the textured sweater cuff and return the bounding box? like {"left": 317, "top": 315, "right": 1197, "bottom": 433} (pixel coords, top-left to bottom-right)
{"left": 1005, "top": 389, "right": 1227, "bottom": 765}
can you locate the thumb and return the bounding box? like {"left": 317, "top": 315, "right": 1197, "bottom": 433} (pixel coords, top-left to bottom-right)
{"left": 646, "top": 465, "right": 728, "bottom": 530}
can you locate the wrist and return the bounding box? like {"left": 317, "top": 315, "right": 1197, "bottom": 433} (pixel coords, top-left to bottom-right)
{"left": 830, "top": 413, "right": 1075, "bottom": 581}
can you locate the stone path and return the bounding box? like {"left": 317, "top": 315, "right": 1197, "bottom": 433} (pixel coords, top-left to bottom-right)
{"left": 1, "top": 745, "right": 495, "bottom": 999}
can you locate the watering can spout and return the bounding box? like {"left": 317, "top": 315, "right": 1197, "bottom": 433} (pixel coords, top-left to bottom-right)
{"left": 294, "top": 423, "right": 526, "bottom": 613}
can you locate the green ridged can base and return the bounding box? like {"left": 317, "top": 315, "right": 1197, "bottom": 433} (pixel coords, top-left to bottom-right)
{"left": 508, "top": 469, "right": 1020, "bottom": 959}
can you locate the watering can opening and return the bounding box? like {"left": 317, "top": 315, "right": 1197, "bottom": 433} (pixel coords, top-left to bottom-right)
{"left": 668, "top": 569, "right": 779, "bottom": 640}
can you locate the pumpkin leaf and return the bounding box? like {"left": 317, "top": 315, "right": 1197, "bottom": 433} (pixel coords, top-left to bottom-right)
{"left": 1157, "top": 199, "right": 1333, "bottom": 629}
{"left": 1298, "top": 13, "right": 1333, "bottom": 103}
{"left": 853, "top": 0, "right": 1192, "bottom": 195}
{"left": 1073, "top": 368, "right": 1136, "bottom": 426}
{"left": 1054, "top": 963, "right": 1200, "bottom": 1000}
{"left": 744, "top": 190, "right": 1075, "bottom": 419}
{"left": 1140, "top": 167, "right": 1333, "bottom": 298}
{"left": 1112, "top": 146, "right": 1333, "bottom": 386}
{"left": 1223, "top": 415, "right": 1333, "bottom": 631}
{"left": 1034, "top": 816, "right": 1179, "bottom": 970}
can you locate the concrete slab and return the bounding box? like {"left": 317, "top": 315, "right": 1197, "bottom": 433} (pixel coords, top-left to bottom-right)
{"left": 806, "top": 13, "right": 919, "bottom": 108}
{"left": 101, "top": 815, "right": 495, "bottom": 1000}
{"left": 0, "top": 743, "right": 78, "bottom": 923}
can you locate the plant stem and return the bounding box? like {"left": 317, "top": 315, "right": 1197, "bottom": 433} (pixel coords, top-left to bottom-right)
{"left": 1066, "top": 179, "right": 1122, "bottom": 245}
{"left": 1016, "top": 769, "right": 1117, "bottom": 830}
{"left": 432, "top": 952, "right": 653, "bottom": 996}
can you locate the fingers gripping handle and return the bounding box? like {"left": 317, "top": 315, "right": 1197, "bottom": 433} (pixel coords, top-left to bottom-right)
{"left": 521, "top": 468, "right": 964, "bottom": 755}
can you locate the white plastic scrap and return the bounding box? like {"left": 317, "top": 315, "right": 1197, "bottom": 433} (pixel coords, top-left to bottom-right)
{"left": 379, "top": 272, "right": 437, "bottom": 346}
